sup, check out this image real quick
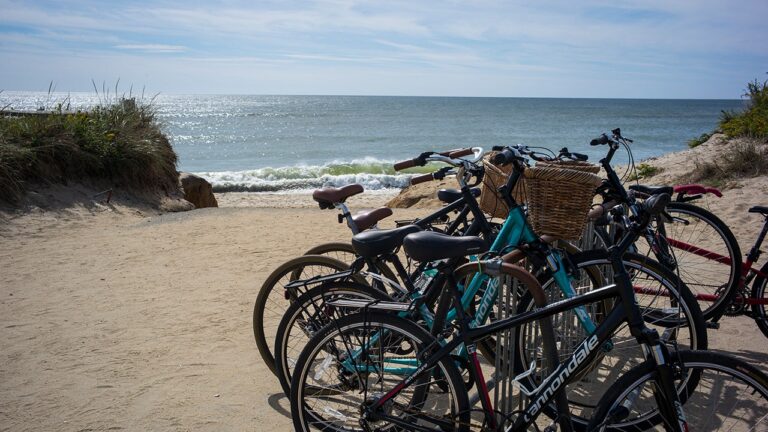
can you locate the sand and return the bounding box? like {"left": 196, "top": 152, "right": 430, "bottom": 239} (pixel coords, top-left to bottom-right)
{"left": 1, "top": 141, "right": 767, "bottom": 430}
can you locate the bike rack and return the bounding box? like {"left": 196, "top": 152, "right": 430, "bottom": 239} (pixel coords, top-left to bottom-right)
{"left": 484, "top": 221, "right": 611, "bottom": 425}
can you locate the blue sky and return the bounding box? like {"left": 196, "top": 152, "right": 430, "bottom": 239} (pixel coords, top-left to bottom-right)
{"left": 1, "top": 0, "right": 766, "bottom": 98}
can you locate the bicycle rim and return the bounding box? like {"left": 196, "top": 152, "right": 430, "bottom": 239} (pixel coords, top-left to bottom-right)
{"left": 291, "top": 312, "right": 470, "bottom": 431}
{"left": 253, "top": 254, "right": 351, "bottom": 374}
{"left": 589, "top": 350, "right": 768, "bottom": 431}
{"left": 275, "top": 283, "right": 389, "bottom": 394}
{"left": 517, "top": 250, "right": 706, "bottom": 429}
{"left": 653, "top": 202, "right": 741, "bottom": 321}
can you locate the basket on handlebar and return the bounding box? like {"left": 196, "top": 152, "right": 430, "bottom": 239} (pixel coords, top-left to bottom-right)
{"left": 535, "top": 160, "right": 600, "bottom": 174}
{"left": 523, "top": 167, "right": 602, "bottom": 240}
{"left": 480, "top": 153, "right": 525, "bottom": 219}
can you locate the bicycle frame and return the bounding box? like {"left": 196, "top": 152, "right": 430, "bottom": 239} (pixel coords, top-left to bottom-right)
{"left": 356, "top": 260, "right": 685, "bottom": 431}
{"left": 668, "top": 219, "right": 768, "bottom": 305}
{"left": 635, "top": 215, "right": 768, "bottom": 307}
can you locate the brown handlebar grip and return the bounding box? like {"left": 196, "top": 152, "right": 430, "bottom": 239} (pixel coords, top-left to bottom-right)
{"left": 448, "top": 148, "right": 474, "bottom": 158}
{"left": 437, "top": 148, "right": 464, "bottom": 156}
{"left": 410, "top": 173, "right": 434, "bottom": 185}
{"left": 394, "top": 159, "right": 417, "bottom": 171}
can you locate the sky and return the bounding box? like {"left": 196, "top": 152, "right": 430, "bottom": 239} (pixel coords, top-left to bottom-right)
{"left": 1, "top": 0, "right": 766, "bottom": 98}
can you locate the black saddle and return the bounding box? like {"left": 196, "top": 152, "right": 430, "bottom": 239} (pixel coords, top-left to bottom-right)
{"left": 629, "top": 185, "right": 674, "bottom": 196}
{"left": 403, "top": 231, "right": 488, "bottom": 262}
{"left": 749, "top": 206, "right": 768, "bottom": 216}
{"left": 351, "top": 225, "right": 421, "bottom": 258}
{"left": 437, "top": 188, "right": 481, "bottom": 204}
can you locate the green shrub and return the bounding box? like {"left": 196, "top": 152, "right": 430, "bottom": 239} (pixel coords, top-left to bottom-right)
{"left": 719, "top": 77, "right": 768, "bottom": 139}
{"left": 628, "top": 162, "right": 662, "bottom": 181}
{"left": 688, "top": 132, "right": 712, "bottom": 148}
{"left": 0, "top": 98, "right": 179, "bottom": 203}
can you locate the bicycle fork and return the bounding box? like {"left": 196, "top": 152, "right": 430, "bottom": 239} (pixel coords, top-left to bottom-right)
{"left": 645, "top": 339, "right": 689, "bottom": 432}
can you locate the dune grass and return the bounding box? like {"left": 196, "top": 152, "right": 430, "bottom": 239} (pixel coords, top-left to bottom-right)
{"left": 0, "top": 97, "right": 179, "bottom": 203}
{"left": 719, "top": 77, "right": 768, "bottom": 139}
{"left": 687, "top": 140, "right": 768, "bottom": 188}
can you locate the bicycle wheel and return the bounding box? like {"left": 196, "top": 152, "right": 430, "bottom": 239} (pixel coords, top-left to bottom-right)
{"left": 290, "top": 311, "right": 470, "bottom": 432}
{"left": 588, "top": 350, "right": 768, "bottom": 431}
{"left": 304, "top": 242, "right": 358, "bottom": 266}
{"left": 253, "top": 254, "right": 353, "bottom": 374}
{"left": 653, "top": 202, "right": 742, "bottom": 321}
{"left": 274, "top": 282, "right": 391, "bottom": 394}
{"left": 516, "top": 250, "right": 707, "bottom": 430}
{"left": 752, "top": 262, "right": 768, "bottom": 339}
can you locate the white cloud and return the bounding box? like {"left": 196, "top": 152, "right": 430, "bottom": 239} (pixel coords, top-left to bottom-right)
{"left": 115, "top": 44, "right": 187, "bottom": 53}
{"left": 0, "top": 0, "right": 765, "bottom": 96}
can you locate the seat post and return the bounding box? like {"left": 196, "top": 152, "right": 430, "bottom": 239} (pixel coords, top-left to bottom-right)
{"left": 334, "top": 202, "right": 358, "bottom": 234}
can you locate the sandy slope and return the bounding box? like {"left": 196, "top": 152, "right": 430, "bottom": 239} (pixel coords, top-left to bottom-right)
{"left": 1, "top": 137, "right": 767, "bottom": 430}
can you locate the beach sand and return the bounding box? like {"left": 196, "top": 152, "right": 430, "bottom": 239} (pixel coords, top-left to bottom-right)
{"left": 2, "top": 155, "right": 767, "bottom": 430}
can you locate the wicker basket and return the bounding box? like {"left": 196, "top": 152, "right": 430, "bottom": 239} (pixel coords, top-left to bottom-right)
{"left": 535, "top": 160, "right": 600, "bottom": 174}
{"left": 480, "top": 155, "right": 525, "bottom": 219}
{"left": 523, "top": 167, "right": 602, "bottom": 240}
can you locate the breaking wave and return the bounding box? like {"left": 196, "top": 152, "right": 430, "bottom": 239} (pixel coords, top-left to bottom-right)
{"left": 195, "top": 158, "right": 434, "bottom": 193}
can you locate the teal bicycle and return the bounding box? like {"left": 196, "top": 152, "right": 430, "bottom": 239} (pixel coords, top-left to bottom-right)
{"left": 274, "top": 145, "right": 706, "bottom": 429}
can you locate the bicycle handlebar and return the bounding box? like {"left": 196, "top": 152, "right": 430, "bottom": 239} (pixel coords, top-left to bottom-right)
{"left": 410, "top": 173, "right": 437, "bottom": 185}
{"left": 448, "top": 148, "right": 475, "bottom": 158}
{"left": 591, "top": 129, "right": 634, "bottom": 147}
{"left": 590, "top": 133, "right": 611, "bottom": 146}
{"left": 393, "top": 147, "right": 479, "bottom": 171}
{"left": 394, "top": 152, "right": 431, "bottom": 170}
{"left": 559, "top": 147, "right": 588, "bottom": 161}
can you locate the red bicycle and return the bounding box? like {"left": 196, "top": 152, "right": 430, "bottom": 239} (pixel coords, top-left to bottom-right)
{"left": 633, "top": 200, "right": 768, "bottom": 337}
{"left": 590, "top": 129, "right": 767, "bottom": 337}
{"left": 694, "top": 205, "right": 768, "bottom": 335}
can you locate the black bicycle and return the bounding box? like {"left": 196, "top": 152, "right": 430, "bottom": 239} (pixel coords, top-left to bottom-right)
{"left": 289, "top": 193, "right": 768, "bottom": 431}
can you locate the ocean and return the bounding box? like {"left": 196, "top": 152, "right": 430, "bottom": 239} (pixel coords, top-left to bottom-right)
{"left": 1, "top": 92, "right": 744, "bottom": 193}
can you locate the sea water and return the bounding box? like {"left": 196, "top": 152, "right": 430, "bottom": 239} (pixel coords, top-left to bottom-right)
{"left": 1, "top": 93, "right": 743, "bottom": 193}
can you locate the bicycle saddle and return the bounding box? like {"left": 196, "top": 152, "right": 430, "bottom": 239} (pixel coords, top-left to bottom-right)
{"left": 351, "top": 224, "right": 421, "bottom": 258}
{"left": 312, "top": 184, "right": 364, "bottom": 209}
{"left": 437, "top": 188, "right": 481, "bottom": 204}
{"left": 629, "top": 184, "right": 674, "bottom": 196}
{"left": 749, "top": 206, "right": 768, "bottom": 216}
{"left": 353, "top": 207, "right": 393, "bottom": 231}
{"left": 403, "top": 231, "right": 488, "bottom": 262}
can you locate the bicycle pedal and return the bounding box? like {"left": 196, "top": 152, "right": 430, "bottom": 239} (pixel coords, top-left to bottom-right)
{"left": 706, "top": 321, "right": 721, "bottom": 329}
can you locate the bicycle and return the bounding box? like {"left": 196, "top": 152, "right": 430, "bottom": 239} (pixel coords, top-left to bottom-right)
{"left": 290, "top": 193, "right": 768, "bottom": 431}
{"left": 255, "top": 147, "right": 497, "bottom": 373}
{"left": 588, "top": 128, "right": 742, "bottom": 322}
{"left": 280, "top": 146, "right": 706, "bottom": 429}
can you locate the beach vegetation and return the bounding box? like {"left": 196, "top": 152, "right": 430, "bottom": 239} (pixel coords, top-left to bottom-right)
{"left": 688, "top": 132, "right": 712, "bottom": 148}
{"left": 628, "top": 162, "right": 661, "bottom": 181}
{"left": 687, "top": 141, "right": 768, "bottom": 187}
{"left": 719, "top": 77, "right": 768, "bottom": 139}
{"left": 0, "top": 96, "right": 179, "bottom": 203}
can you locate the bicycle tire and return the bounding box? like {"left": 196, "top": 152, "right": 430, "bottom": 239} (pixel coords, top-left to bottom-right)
{"left": 290, "top": 311, "right": 471, "bottom": 432}
{"left": 752, "top": 262, "right": 768, "bottom": 339}
{"left": 588, "top": 350, "right": 768, "bottom": 431}
{"left": 304, "top": 242, "right": 358, "bottom": 266}
{"left": 274, "top": 282, "right": 391, "bottom": 394}
{"left": 515, "top": 250, "right": 707, "bottom": 430}
{"left": 253, "top": 254, "right": 353, "bottom": 374}
{"left": 654, "top": 202, "right": 742, "bottom": 321}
